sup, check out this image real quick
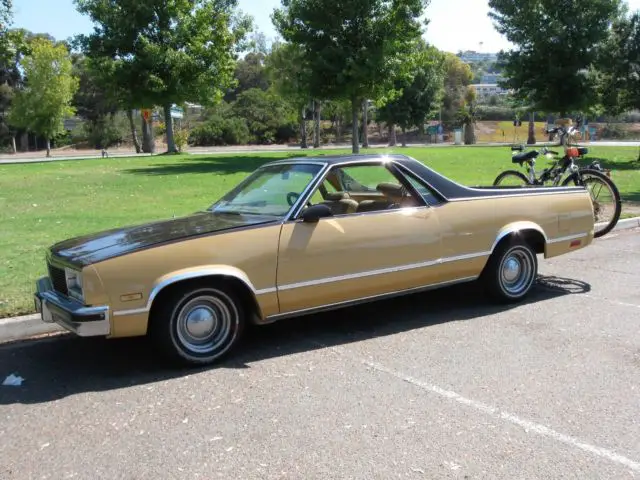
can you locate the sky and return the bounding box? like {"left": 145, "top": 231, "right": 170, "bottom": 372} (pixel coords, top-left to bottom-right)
{"left": 12, "top": 0, "right": 640, "bottom": 54}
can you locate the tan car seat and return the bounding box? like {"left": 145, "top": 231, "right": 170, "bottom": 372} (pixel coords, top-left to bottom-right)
{"left": 320, "top": 192, "right": 359, "bottom": 215}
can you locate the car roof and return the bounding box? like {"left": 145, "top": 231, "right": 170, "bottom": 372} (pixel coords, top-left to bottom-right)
{"left": 262, "top": 153, "right": 417, "bottom": 167}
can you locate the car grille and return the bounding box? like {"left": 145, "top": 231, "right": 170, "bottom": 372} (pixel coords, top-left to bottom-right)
{"left": 48, "top": 262, "right": 68, "bottom": 296}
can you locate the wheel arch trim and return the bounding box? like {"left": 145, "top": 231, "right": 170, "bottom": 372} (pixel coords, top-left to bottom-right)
{"left": 490, "top": 221, "right": 549, "bottom": 254}
{"left": 112, "top": 266, "right": 266, "bottom": 318}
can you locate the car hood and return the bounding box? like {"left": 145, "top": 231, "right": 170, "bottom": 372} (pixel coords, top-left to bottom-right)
{"left": 49, "top": 211, "right": 278, "bottom": 267}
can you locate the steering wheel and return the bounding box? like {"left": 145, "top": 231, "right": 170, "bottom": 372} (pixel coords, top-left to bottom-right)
{"left": 287, "top": 191, "right": 313, "bottom": 208}
{"left": 286, "top": 192, "right": 300, "bottom": 206}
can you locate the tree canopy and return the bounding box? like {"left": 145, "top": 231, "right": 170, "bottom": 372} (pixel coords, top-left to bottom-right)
{"left": 598, "top": 10, "right": 640, "bottom": 116}
{"left": 488, "top": 0, "right": 623, "bottom": 117}
{"left": 74, "top": 0, "right": 252, "bottom": 152}
{"left": 8, "top": 37, "right": 79, "bottom": 156}
{"left": 376, "top": 41, "right": 445, "bottom": 145}
{"left": 273, "top": 0, "right": 430, "bottom": 153}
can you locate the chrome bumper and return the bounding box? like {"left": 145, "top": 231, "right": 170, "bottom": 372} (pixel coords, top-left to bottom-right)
{"left": 34, "top": 276, "right": 111, "bottom": 337}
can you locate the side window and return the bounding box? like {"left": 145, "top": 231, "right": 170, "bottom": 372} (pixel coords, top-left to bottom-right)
{"left": 402, "top": 171, "right": 442, "bottom": 205}
{"left": 309, "top": 178, "right": 338, "bottom": 205}
{"left": 305, "top": 163, "right": 422, "bottom": 216}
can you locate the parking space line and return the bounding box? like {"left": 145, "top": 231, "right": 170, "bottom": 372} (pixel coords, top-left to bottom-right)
{"left": 582, "top": 294, "right": 640, "bottom": 310}
{"left": 313, "top": 342, "right": 640, "bottom": 473}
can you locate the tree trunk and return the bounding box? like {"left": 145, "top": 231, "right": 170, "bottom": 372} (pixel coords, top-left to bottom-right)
{"left": 299, "top": 107, "right": 308, "bottom": 149}
{"left": 127, "top": 110, "right": 142, "bottom": 153}
{"left": 11, "top": 136, "right": 16, "bottom": 154}
{"left": 141, "top": 115, "right": 155, "bottom": 153}
{"left": 401, "top": 126, "right": 407, "bottom": 147}
{"left": 336, "top": 117, "right": 343, "bottom": 144}
{"left": 164, "top": 104, "right": 177, "bottom": 153}
{"left": 464, "top": 121, "right": 475, "bottom": 145}
{"left": 362, "top": 99, "right": 369, "bottom": 148}
{"left": 351, "top": 97, "right": 360, "bottom": 154}
{"left": 388, "top": 124, "right": 397, "bottom": 146}
{"left": 313, "top": 101, "right": 321, "bottom": 148}
{"left": 527, "top": 111, "right": 536, "bottom": 145}
{"left": 45, "top": 138, "right": 51, "bottom": 157}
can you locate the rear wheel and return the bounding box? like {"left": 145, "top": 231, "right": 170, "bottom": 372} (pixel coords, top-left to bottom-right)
{"left": 562, "top": 168, "right": 621, "bottom": 238}
{"left": 493, "top": 170, "right": 531, "bottom": 187}
{"left": 481, "top": 236, "right": 538, "bottom": 303}
{"left": 149, "top": 284, "right": 246, "bottom": 366}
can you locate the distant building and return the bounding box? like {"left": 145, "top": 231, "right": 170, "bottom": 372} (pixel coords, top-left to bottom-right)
{"left": 470, "top": 83, "right": 509, "bottom": 100}
{"left": 457, "top": 50, "right": 498, "bottom": 63}
{"left": 481, "top": 73, "right": 503, "bottom": 84}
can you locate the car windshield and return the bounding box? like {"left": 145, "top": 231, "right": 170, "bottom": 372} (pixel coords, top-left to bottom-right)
{"left": 209, "top": 163, "right": 323, "bottom": 217}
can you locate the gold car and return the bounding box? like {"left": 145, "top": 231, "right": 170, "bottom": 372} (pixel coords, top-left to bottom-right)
{"left": 34, "top": 154, "right": 595, "bottom": 365}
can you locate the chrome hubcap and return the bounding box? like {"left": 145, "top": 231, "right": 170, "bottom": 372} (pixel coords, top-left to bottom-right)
{"left": 502, "top": 257, "right": 521, "bottom": 282}
{"left": 175, "top": 294, "right": 233, "bottom": 354}
{"left": 500, "top": 248, "right": 533, "bottom": 295}
{"left": 185, "top": 307, "right": 216, "bottom": 339}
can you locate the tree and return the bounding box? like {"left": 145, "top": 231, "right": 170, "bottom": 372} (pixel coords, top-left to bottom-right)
{"left": 224, "top": 51, "right": 271, "bottom": 102}
{"left": 265, "top": 41, "right": 313, "bottom": 148}
{"left": 598, "top": 9, "right": 640, "bottom": 160}
{"left": 0, "top": 28, "right": 61, "bottom": 151}
{"left": 440, "top": 53, "right": 473, "bottom": 129}
{"left": 458, "top": 86, "right": 477, "bottom": 145}
{"left": 231, "top": 87, "right": 297, "bottom": 144}
{"left": 273, "top": 0, "right": 430, "bottom": 154}
{"left": 376, "top": 42, "right": 445, "bottom": 147}
{"left": 75, "top": 0, "right": 252, "bottom": 153}
{"left": 0, "top": 0, "right": 12, "bottom": 59}
{"left": 8, "top": 38, "right": 79, "bottom": 156}
{"left": 488, "top": 0, "right": 623, "bottom": 118}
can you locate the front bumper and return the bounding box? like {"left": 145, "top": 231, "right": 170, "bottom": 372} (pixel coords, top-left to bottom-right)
{"left": 34, "top": 276, "right": 111, "bottom": 337}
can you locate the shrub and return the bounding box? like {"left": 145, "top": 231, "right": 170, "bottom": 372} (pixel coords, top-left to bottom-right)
{"left": 189, "top": 116, "right": 251, "bottom": 146}
{"left": 232, "top": 88, "right": 298, "bottom": 144}
{"left": 174, "top": 127, "right": 189, "bottom": 152}
{"left": 599, "top": 123, "right": 630, "bottom": 140}
{"left": 85, "top": 115, "right": 122, "bottom": 149}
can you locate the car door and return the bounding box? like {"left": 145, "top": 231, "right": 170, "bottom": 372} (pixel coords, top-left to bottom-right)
{"left": 275, "top": 161, "right": 444, "bottom": 314}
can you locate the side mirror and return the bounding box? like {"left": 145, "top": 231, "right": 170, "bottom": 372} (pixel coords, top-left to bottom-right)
{"left": 301, "top": 204, "right": 333, "bottom": 223}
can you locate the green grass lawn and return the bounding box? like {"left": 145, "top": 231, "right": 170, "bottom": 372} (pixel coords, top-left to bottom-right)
{"left": 1, "top": 145, "right": 638, "bottom": 318}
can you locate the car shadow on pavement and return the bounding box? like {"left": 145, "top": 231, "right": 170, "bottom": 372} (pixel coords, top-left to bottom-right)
{"left": 0, "top": 274, "right": 590, "bottom": 405}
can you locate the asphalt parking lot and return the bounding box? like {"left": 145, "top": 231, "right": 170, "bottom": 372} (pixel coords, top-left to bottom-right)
{"left": 1, "top": 228, "right": 639, "bottom": 479}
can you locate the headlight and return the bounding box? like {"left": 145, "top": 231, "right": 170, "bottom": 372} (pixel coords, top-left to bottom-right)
{"left": 65, "top": 268, "right": 84, "bottom": 302}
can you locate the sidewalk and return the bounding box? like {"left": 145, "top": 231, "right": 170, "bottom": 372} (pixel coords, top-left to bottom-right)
{"left": 2, "top": 140, "right": 637, "bottom": 165}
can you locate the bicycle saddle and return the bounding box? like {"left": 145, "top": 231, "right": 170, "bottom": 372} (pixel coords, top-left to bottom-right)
{"left": 512, "top": 150, "right": 538, "bottom": 165}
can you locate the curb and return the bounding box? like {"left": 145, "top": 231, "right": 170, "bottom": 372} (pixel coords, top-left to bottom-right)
{"left": 0, "top": 314, "right": 63, "bottom": 344}
{"left": 613, "top": 216, "right": 640, "bottom": 231}
{"left": 0, "top": 216, "right": 638, "bottom": 345}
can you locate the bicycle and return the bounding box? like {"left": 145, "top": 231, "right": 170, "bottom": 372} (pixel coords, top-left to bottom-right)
{"left": 493, "top": 126, "right": 622, "bottom": 238}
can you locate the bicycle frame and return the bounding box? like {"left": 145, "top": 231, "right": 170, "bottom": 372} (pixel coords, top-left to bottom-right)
{"left": 512, "top": 124, "right": 609, "bottom": 185}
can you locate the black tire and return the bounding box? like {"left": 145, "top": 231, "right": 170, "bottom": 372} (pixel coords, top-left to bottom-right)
{"left": 481, "top": 236, "right": 538, "bottom": 303}
{"left": 562, "top": 168, "right": 622, "bottom": 238}
{"left": 493, "top": 170, "right": 531, "bottom": 187}
{"left": 149, "top": 284, "right": 246, "bottom": 366}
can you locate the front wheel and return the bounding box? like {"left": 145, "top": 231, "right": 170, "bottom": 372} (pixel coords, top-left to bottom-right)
{"left": 562, "top": 168, "right": 622, "bottom": 238}
{"left": 493, "top": 170, "right": 531, "bottom": 187}
{"left": 480, "top": 236, "right": 538, "bottom": 303}
{"left": 149, "top": 284, "right": 246, "bottom": 366}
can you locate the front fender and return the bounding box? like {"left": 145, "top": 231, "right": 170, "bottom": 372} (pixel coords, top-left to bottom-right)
{"left": 111, "top": 264, "right": 260, "bottom": 318}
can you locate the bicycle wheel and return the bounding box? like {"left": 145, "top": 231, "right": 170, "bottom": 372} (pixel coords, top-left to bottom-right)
{"left": 562, "top": 168, "right": 622, "bottom": 238}
{"left": 493, "top": 170, "right": 531, "bottom": 187}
